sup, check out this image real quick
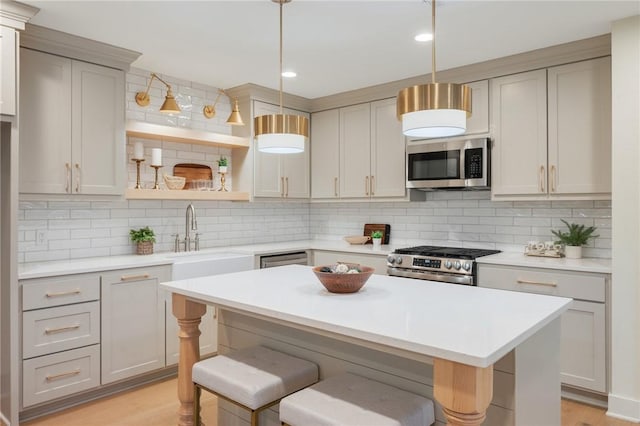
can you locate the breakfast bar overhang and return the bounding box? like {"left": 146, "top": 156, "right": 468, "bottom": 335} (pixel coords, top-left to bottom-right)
{"left": 161, "top": 265, "right": 572, "bottom": 426}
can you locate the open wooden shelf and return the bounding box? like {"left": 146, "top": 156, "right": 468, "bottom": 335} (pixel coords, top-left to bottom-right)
{"left": 126, "top": 121, "right": 249, "bottom": 149}
{"left": 125, "top": 189, "right": 250, "bottom": 201}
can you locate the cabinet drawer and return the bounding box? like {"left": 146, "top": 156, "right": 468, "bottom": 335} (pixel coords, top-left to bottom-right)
{"left": 22, "top": 274, "right": 100, "bottom": 310}
{"left": 22, "top": 344, "right": 100, "bottom": 407}
{"left": 477, "top": 264, "right": 605, "bottom": 302}
{"left": 23, "top": 301, "right": 100, "bottom": 359}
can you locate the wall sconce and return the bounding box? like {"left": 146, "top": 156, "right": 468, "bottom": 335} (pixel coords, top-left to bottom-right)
{"left": 203, "top": 89, "right": 244, "bottom": 126}
{"left": 135, "top": 72, "right": 181, "bottom": 114}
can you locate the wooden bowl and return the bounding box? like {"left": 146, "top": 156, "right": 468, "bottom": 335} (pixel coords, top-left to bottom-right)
{"left": 312, "top": 264, "right": 374, "bottom": 294}
{"left": 344, "top": 235, "right": 370, "bottom": 245}
{"left": 163, "top": 175, "right": 186, "bottom": 190}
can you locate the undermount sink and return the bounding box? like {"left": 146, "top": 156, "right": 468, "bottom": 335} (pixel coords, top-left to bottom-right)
{"left": 167, "top": 251, "right": 255, "bottom": 280}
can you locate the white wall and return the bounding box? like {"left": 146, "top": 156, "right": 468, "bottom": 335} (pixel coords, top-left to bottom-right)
{"left": 608, "top": 14, "right": 640, "bottom": 422}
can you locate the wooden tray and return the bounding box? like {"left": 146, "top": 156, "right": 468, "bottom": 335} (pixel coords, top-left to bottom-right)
{"left": 363, "top": 224, "right": 390, "bottom": 244}
{"left": 173, "top": 163, "right": 213, "bottom": 190}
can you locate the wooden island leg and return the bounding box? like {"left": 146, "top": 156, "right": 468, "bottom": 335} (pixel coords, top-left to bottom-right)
{"left": 433, "top": 358, "right": 494, "bottom": 426}
{"left": 172, "top": 293, "right": 207, "bottom": 426}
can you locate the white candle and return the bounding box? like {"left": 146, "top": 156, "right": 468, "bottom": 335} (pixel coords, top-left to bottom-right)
{"left": 133, "top": 142, "right": 144, "bottom": 160}
{"left": 151, "top": 148, "right": 162, "bottom": 166}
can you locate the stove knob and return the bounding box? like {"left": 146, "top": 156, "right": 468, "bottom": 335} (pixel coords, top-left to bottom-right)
{"left": 444, "top": 260, "right": 452, "bottom": 269}
{"left": 395, "top": 256, "right": 403, "bottom": 265}
{"left": 387, "top": 255, "right": 395, "bottom": 264}
{"left": 463, "top": 262, "right": 472, "bottom": 271}
{"left": 454, "top": 261, "right": 461, "bottom": 270}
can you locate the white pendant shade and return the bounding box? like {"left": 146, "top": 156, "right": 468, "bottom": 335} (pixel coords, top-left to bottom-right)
{"left": 402, "top": 109, "right": 467, "bottom": 138}
{"left": 256, "top": 133, "right": 305, "bottom": 154}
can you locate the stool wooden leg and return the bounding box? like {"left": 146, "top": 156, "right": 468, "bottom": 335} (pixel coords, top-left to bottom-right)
{"left": 193, "top": 384, "right": 202, "bottom": 426}
{"left": 433, "top": 358, "right": 493, "bottom": 426}
{"left": 172, "top": 294, "right": 207, "bottom": 426}
{"left": 250, "top": 409, "right": 259, "bottom": 426}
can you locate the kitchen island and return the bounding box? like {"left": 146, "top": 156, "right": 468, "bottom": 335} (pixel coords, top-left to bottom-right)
{"left": 161, "top": 265, "right": 572, "bottom": 426}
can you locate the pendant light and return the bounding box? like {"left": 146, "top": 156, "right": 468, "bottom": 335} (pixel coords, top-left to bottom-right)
{"left": 135, "top": 72, "right": 181, "bottom": 114}
{"left": 397, "top": 0, "right": 471, "bottom": 138}
{"left": 254, "top": 0, "right": 309, "bottom": 154}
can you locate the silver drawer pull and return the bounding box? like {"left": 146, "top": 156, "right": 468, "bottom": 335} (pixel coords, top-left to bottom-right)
{"left": 120, "top": 273, "right": 150, "bottom": 281}
{"left": 517, "top": 279, "right": 557, "bottom": 287}
{"left": 46, "top": 369, "right": 81, "bottom": 382}
{"left": 44, "top": 324, "right": 81, "bottom": 335}
{"left": 45, "top": 289, "right": 81, "bottom": 298}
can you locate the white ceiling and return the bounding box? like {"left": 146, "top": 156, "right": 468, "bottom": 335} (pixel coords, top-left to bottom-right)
{"left": 21, "top": 0, "right": 640, "bottom": 99}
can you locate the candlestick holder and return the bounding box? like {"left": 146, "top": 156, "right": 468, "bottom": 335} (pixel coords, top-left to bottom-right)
{"left": 132, "top": 158, "right": 145, "bottom": 189}
{"left": 218, "top": 171, "right": 228, "bottom": 192}
{"left": 150, "top": 165, "right": 163, "bottom": 190}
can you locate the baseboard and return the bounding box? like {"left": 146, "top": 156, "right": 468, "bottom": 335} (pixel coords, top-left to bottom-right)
{"left": 561, "top": 385, "right": 608, "bottom": 408}
{"left": 607, "top": 393, "right": 640, "bottom": 422}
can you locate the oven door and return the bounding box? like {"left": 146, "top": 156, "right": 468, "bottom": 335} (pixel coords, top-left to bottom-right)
{"left": 387, "top": 267, "right": 475, "bottom": 285}
{"left": 406, "top": 138, "right": 489, "bottom": 189}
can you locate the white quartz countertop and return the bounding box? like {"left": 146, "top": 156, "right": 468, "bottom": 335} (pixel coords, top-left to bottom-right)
{"left": 476, "top": 251, "right": 611, "bottom": 274}
{"left": 161, "top": 264, "right": 571, "bottom": 368}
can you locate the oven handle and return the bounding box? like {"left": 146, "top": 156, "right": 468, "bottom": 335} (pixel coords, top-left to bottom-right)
{"left": 387, "top": 267, "right": 474, "bottom": 285}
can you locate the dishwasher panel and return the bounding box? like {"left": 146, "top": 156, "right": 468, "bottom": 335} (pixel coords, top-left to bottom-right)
{"left": 260, "top": 251, "right": 308, "bottom": 268}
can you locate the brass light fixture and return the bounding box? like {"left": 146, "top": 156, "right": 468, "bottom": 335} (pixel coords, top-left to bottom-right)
{"left": 203, "top": 89, "right": 245, "bottom": 126}
{"left": 135, "top": 72, "right": 181, "bottom": 114}
{"left": 254, "top": 0, "right": 309, "bottom": 154}
{"left": 397, "top": 0, "right": 471, "bottom": 138}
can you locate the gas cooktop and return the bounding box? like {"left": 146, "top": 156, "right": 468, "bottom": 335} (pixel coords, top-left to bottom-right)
{"left": 393, "top": 246, "right": 501, "bottom": 260}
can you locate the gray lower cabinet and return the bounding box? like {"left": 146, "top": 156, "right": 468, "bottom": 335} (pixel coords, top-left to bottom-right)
{"left": 477, "top": 264, "right": 607, "bottom": 393}
{"left": 100, "top": 265, "right": 170, "bottom": 384}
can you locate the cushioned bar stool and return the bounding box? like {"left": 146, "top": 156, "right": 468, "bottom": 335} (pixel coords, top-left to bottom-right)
{"left": 192, "top": 346, "right": 318, "bottom": 426}
{"left": 280, "top": 373, "right": 435, "bottom": 426}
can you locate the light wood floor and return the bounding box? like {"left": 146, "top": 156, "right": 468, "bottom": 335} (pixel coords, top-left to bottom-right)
{"left": 22, "top": 377, "right": 636, "bottom": 426}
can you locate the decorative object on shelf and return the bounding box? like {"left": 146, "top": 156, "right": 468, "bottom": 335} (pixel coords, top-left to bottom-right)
{"left": 371, "top": 230, "right": 383, "bottom": 248}
{"left": 217, "top": 156, "right": 228, "bottom": 174}
{"left": 203, "top": 89, "right": 245, "bottom": 126}
{"left": 135, "top": 72, "right": 181, "bottom": 114}
{"left": 344, "top": 235, "right": 370, "bottom": 245}
{"left": 150, "top": 165, "right": 163, "bottom": 189}
{"left": 396, "top": 0, "right": 471, "bottom": 138}
{"left": 132, "top": 158, "right": 145, "bottom": 189}
{"left": 312, "top": 263, "right": 374, "bottom": 293}
{"left": 163, "top": 174, "right": 186, "bottom": 190}
{"left": 524, "top": 240, "right": 564, "bottom": 258}
{"left": 151, "top": 148, "right": 162, "bottom": 166}
{"left": 551, "top": 220, "right": 599, "bottom": 259}
{"left": 129, "top": 226, "right": 156, "bottom": 255}
{"left": 132, "top": 141, "right": 146, "bottom": 189}
{"left": 254, "top": 0, "right": 309, "bottom": 154}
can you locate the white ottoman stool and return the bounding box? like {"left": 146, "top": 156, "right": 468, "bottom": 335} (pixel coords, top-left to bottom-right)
{"left": 192, "top": 346, "right": 318, "bottom": 426}
{"left": 280, "top": 373, "right": 435, "bottom": 426}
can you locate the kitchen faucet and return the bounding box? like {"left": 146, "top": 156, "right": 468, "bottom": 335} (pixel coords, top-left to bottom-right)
{"left": 177, "top": 203, "right": 199, "bottom": 252}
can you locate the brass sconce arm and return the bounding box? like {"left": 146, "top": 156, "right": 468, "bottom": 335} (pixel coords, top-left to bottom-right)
{"left": 135, "top": 72, "right": 181, "bottom": 113}
{"left": 203, "top": 89, "right": 244, "bottom": 125}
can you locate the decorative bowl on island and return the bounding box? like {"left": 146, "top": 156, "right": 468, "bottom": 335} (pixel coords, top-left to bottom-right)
{"left": 343, "top": 235, "right": 370, "bottom": 245}
{"left": 312, "top": 263, "right": 374, "bottom": 294}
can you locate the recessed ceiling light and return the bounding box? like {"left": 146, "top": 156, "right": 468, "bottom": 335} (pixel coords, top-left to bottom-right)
{"left": 414, "top": 33, "right": 433, "bottom": 42}
{"left": 282, "top": 71, "right": 297, "bottom": 78}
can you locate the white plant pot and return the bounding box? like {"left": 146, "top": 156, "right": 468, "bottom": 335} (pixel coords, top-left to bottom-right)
{"left": 372, "top": 238, "right": 382, "bottom": 249}
{"left": 219, "top": 166, "right": 228, "bottom": 174}
{"left": 564, "top": 245, "right": 582, "bottom": 259}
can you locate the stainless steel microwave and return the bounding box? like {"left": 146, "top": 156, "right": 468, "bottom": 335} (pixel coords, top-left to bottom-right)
{"left": 406, "top": 138, "right": 491, "bottom": 190}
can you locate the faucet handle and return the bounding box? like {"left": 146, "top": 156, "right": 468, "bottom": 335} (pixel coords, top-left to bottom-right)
{"left": 172, "top": 234, "right": 181, "bottom": 252}
{"left": 195, "top": 233, "right": 201, "bottom": 251}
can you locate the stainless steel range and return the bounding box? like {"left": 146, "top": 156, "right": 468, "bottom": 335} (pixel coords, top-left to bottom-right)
{"left": 387, "top": 246, "right": 501, "bottom": 285}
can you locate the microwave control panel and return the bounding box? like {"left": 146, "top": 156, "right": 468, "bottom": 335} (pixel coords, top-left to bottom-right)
{"left": 465, "top": 148, "right": 484, "bottom": 179}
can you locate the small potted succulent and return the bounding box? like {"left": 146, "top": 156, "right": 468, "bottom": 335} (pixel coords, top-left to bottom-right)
{"left": 218, "top": 156, "right": 228, "bottom": 174}
{"left": 129, "top": 226, "right": 156, "bottom": 255}
{"left": 551, "top": 220, "right": 598, "bottom": 259}
{"left": 371, "top": 230, "right": 383, "bottom": 248}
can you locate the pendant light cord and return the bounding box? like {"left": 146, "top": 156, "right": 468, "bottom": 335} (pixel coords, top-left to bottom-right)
{"left": 431, "top": 0, "right": 436, "bottom": 84}
{"left": 279, "top": 0, "right": 284, "bottom": 114}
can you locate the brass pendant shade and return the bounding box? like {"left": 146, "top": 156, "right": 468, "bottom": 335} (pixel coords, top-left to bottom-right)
{"left": 226, "top": 99, "right": 244, "bottom": 126}
{"left": 255, "top": 0, "right": 309, "bottom": 154}
{"left": 397, "top": 0, "right": 471, "bottom": 138}
{"left": 159, "top": 88, "right": 181, "bottom": 114}
{"left": 135, "top": 73, "right": 181, "bottom": 114}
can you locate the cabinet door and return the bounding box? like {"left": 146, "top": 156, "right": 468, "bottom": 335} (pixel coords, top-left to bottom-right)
{"left": 465, "top": 80, "right": 489, "bottom": 135}
{"left": 253, "top": 101, "right": 284, "bottom": 197}
{"left": 0, "top": 26, "right": 16, "bottom": 116}
{"left": 491, "top": 70, "right": 547, "bottom": 197}
{"left": 311, "top": 109, "right": 340, "bottom": 198}
{"left": 370, "top": 98, "right": 405, "bottom": 198}
{"left": 281, "top": 109, "right": 310, "bottom": 198}
{"left": 71, "top": 61, "right": 125, "bottom": 195}
{"left": 101, "top": 268, "right": 166, "bottom": 384}
{"left": 339, "top": 103, "right": 371, "bottom": 198}
{"left": 19, "top": 49, "right": 72, "bottom": 194}
{"left": 560, "top": 300, "right": 606, "bottom": 392}
{"left": 548, "top": 57, "right": 611, "bottom": 196}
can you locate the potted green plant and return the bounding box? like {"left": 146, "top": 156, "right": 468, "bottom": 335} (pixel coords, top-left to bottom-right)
{"left": 130, "top": 226, "right": 156, "bottom": 255}
{"left": 371, "top": 230, "right": 383, "bottom": 248}
{"left": 218, "top": 156, "right": 228, "bottom": 174}
{"left": 551, "top": 219, "right": 598, "bottom": 259}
